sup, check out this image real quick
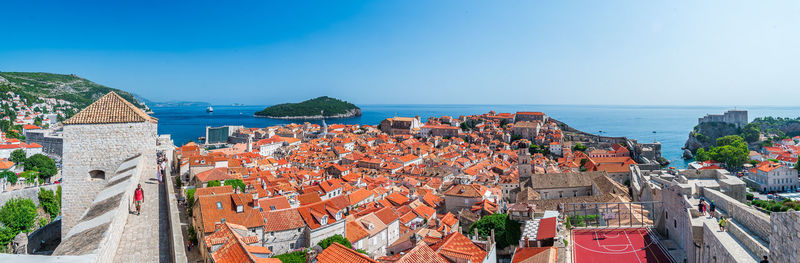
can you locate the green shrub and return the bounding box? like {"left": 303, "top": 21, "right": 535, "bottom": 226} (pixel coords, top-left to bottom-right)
{"left": 273, "top": 249, "right": 308, "bottom": 263}
{"left": 317, "top": 234, "right": 352, "bottom": 249}
{"left": 468, "top": 213, "right": 521, "bottom": 250}
{"left": 38, "top": 188, "right": 60, "bottom": 219}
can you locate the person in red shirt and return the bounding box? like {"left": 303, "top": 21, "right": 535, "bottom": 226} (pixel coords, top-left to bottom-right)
{"left": 134, "top": 184, "right": 144, "bottom": 215}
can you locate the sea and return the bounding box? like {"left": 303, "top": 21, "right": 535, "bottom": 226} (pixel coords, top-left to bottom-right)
{"left": 151, "top": 105, "right": 800, "bottom": 168}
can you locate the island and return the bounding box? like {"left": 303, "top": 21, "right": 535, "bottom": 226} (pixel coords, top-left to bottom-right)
{"left": 255, "top": 96, "right": 362, "bottom": 119}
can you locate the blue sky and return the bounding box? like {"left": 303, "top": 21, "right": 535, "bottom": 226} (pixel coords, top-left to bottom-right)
{"left": 1, "top": 1, "right": 799, "bottom": 106}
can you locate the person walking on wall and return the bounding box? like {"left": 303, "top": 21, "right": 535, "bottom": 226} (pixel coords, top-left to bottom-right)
{"left": 718, "top": 217, "right": 727, "bottom": 232}
{"left": 134, "top": 184, "right": 144, "bottom": 215}
{"left": 709, "top": 201, "right": 716, "bottom": 218}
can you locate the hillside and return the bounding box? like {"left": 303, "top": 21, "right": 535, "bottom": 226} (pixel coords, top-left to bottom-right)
{"left": 684, "top": 116, "right": 800, "bottom": 154}
{"left": 255, "top": 96, "right": 361, "bottom": 119}
{"left": 0, "top": 72, "right": 147, "bottom": 110}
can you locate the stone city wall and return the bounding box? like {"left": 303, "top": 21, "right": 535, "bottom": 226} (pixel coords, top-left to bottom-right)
{"left": 0, "top": 184, "right": 58, "bottom": 207}
{"left": 95, "top": 158, "right": 146, "bottom": 262}
{"left": 726, "top": 220, "right": 768, "bottom": 260}
{"left": 702, "top": 188, "right": 770, "bottom": 242}
{"left": 699, "top": 223, "right": 739, "bottom": 263}
{"left": 769, "top": 211, "right": 800, "bottom": 263}
{"left": 61, "top": 121, "right": 157, "bottom": 238}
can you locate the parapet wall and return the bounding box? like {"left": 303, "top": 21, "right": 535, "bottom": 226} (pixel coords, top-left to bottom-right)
{"left": 702, "top": 189, "right": 770, "bottom": 242}
{"left": 0, "top": 184, "right": 58, "bottom": 207}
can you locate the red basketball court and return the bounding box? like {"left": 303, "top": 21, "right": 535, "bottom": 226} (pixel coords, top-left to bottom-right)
{"left": 571, "top": 228, "right": 674, "bottom": 263}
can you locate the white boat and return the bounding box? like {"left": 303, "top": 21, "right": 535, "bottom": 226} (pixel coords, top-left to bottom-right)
{"left": 206, "top": 106, "right": 213, "bottom": 113}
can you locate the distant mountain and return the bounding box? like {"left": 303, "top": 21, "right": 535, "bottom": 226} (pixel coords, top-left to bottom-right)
{"left": 0, "top": 72, "right": 147, "bottom": 109}
{"left": 255, "top": 96, "right": 361, "bottom": 119}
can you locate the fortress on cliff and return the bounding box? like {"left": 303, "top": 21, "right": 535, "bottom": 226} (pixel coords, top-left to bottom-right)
{"left": 698, "top": 110, "right": 748, "bottom": 128}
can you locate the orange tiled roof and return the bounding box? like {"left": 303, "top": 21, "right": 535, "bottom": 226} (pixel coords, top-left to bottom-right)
{"left": 430, "top": 232, "right": 487, "bottom": 263}
{"left": 262, "top": 208, "right": 305, "bottom": 232}
{"left": 394, "top": 242, "right": 449, "bottom": 263}
{"left": 346, "top": 221, "right": 370, "bottom": 243}
{"left": 64, "top": 92, "right": 157, "bottom": 125}
{"left": 317, "top": 243, "right": 377, "bottom": 263}
{"left": 511, "top": 247, "right": 557, "bottom": 263}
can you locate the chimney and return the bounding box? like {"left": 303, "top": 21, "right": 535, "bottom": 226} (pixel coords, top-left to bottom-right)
{"left": 474, "top": 228, "right": 479, "bottom": 240}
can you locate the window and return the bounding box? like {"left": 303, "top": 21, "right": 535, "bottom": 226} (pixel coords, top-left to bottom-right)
{"left": 221, "top": 218, "right": 226, "bottom": 223}
{"left": 89, "top": 170, "right": 106, "bottom": 180}
{"left": 674, "top": 219, "right": 677, "bottom": 228}
{"left": 665, "top": 211, "right": 668, "bottom": 219}
{"left": 216, "top": 202, "right": 223, "bottom": 210}
{"left": 268, "top": 246, "right": 273, "bottom": 251}
{"left": 290, "top": 243, "right": 295, "bottom": 249}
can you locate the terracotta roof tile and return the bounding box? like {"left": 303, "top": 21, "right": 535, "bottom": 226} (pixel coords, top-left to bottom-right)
{"left": 262, "top": 208, "right": 305, "bottom": 232}
{"left": 395, "top": 242, "right": 449, "bottom": 263}
{"left": 317, "top": 243, "right": 377, "bottom": 263}
{"left": 64, "top": 92, "right": 157, "bottom": 125}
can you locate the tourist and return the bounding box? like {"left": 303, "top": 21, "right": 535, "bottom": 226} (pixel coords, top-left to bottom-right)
{"left": 718, "top": 217, "right": 726, "bottom": 232}
{"left": 160, "top": 159, "right": 168, "bottom": 176}
{"left": 134, "top": 184, "right": 144, "bottom": 215}
{"left": 760, "top": 255, "right": 769, "bottom": 263}
{"left": 156, "top": 164, "right": 163, "bottom": 184}
{"left": 698, "top": 200, "right": 706, "bottom": 215}
{"left": 709, "top": 201, "right": 716, "bottom": 217}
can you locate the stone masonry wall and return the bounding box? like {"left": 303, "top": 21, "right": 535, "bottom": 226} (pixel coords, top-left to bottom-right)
{"left": 769, "top": 211, "right": 800, "bottom": 263}
{"left": 0, "top": 185, "right": 58, "bottom": 207}
{"left": 702, "top": 188, "right": 770, "bottom": 242}
{"left": 700, "top": 223, "right": 738, "bottom": 263}
{"left": 61, "top": 122, "right": 157, "bottom": 238}
{"left": 262, "top": 227, "right": 306, "bottom": 255}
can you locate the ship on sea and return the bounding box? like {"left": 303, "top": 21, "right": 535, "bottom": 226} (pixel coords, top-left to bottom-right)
{"left": 206, "top": 106, "right": 214, "bottom": 113}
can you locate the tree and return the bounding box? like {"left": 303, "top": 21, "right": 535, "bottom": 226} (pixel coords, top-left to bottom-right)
{"left": 796, "top": 159, "right": 800, "bottom": 173}
{"left": 0, "top": 120, "right": 10, "bottom": 132}
{"left": 24, "top": 154, "right": 57, "bottom": 180}
{"left": 38, "top": 188, "right": 60, "bottom": 219}
{"left": 317, "top": 234, "right": 352, "bottom": 249}
{"left": 206, "top": 180, "right": 221, "bottom": 187}
{"left": 224, "top": 179, "right": 246, "bottom": 192}
{"left": 0, "top": 198, "right": 37, "bottom": 233}
{"left": 9, "top": 149, "right": 26, "bottom": 164}
{"left": 499, "top": 119, "right": 509, "bottom": 128}
{"left": 273, "top": 250, "right": 307, "bottom": 263}
{"left": 460, "top": 122, "right": 470, "bottom": 131}
{"left": 0, "top": 171, "right": 16, "bottom": 185}
{"left": 708, "top": 135, "right": 749, "bottom": 169}
{"left": 573, "top": 143, "right": 587, "bottom": 152}
{"left": 468, "top": 213, "right": 521, "bottom": 250}
{"left": 694, "top": 148, "right": 709, "bottom": 162}
{"left": 5, "top": 129, "right": 20, "bottom": 139}
{"left": 741, "top": 123, "right": 761, "bottom": 143}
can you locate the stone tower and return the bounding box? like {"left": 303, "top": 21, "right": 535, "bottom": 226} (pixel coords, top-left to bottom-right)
{"left": 517, "top": 141, "right": 532, "bottom": 187}
{"left": 60, "top": 92, "right": 158, "bottom": 236}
